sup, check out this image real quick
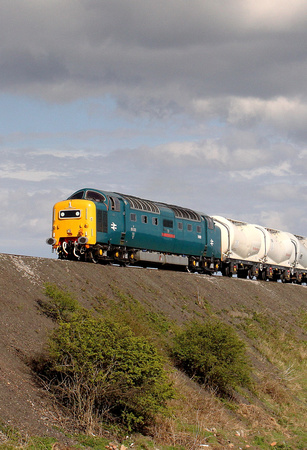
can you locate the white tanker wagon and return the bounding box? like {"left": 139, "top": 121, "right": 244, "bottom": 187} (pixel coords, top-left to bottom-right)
{"left": 213, "top": 216, "right": 307, "bottom": 284}
{"left": 296, "top": 235, "right": 307, "bottom": 270}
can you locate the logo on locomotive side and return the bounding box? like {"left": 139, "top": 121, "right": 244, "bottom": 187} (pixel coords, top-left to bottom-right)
{"left": 111, "top": 222, "right": 117, "bottom": 231}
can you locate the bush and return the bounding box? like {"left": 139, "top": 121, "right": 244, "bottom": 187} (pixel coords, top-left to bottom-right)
{"left": 38, "top": 310, "right": 173, "bottom": 432}
{"left": 38, "top": 283, "right": 80, "bottom": 321}
{"left": 171, "top": 320, "right": 251, "bottom": 395}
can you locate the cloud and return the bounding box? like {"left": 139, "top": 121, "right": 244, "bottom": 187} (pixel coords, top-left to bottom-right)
{"left": 0, "top": 165, "right": 58, "bottom": 182}
{"left": 241, "top": 1, "right": 307, "bottom": 30}
{"left": 1, "top": 1, "right": 307, "bottom": 107}
{"left": 227, "top": 96, "right": 307, "bottom": 131}
{"left": 0, "top": 1, "right": 306, "bottom": 258}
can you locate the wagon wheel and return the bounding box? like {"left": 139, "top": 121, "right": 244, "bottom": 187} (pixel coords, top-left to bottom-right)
{"left": 225, "top": 266, "right": 232, "bottom": 277}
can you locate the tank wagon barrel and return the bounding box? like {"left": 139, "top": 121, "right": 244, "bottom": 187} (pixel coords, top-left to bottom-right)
{"left": 46, "top": 188, "right": 307, "bottom": 284}
{"left": 212, "top": 216, "right": 306, "bottom": 283}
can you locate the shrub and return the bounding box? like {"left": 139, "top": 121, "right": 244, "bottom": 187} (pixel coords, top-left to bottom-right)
{"left": 171, "top": 320, "right": 251, "bottom": 395}
{"left": 38, "top": 283, "right": 80, "bottom": 321}
{"left": 38, "top": 310, "right": 173, "bottom": 432}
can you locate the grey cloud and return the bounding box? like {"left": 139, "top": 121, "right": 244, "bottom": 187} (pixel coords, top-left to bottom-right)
{"left": 1, "top": 1, "right": 307, "bottom": 106}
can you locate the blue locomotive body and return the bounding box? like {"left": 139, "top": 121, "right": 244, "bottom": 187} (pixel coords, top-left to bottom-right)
{"left": 49, "top": 188, "right": 221, "bottom": 272}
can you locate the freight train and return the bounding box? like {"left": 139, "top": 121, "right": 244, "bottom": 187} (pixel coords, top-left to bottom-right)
{"left": 46, "top": 188, "right": 307, "bottom": 284}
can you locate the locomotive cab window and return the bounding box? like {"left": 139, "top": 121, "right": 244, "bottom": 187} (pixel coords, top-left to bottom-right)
{"left": 69, "top": 191, "right": 84, "bottom": 200}
{"left": 85, "top": 190, "right": 106, "bottom": 203}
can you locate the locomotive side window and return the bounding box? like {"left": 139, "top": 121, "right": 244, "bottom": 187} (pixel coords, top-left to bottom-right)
{"left": 141, "top": 215, "right": 148, "bottom": 224}
{"left": 85, "top": 190, "right": 106, "bottom": 203}
{"left": 187, "top": 224, "right": 192, "bottom": 232}
{"left": 110, "top": 196, "right": 120, "bottom": 211}
{"left": 178, "top": 222, "right": 183, "bottom": 230}
{"left": 152, "top": 217, "right": 158, "bottom": 226}
{"left": 130, "top": 213, "right": 137, "bottom": 222}
{"left": 207, "top": 217, "right": 214, "bottom": 229}
{"left": 163, "top": 219, "right": 173, "bottom": 228}
{"left": 197, "top": 225, "right": 201, "bottom": 233}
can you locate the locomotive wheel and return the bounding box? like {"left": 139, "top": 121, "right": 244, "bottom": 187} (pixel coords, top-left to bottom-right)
{"left": 89, "top": 251, "right": 99, "bottom": 264}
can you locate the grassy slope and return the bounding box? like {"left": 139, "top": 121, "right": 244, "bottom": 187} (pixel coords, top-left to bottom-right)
{"left": 0, "top": 254, "right": 306, "bottom": 449}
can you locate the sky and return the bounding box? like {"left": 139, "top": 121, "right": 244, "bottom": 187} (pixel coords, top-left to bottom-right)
{"left": 1, "top": 0, "right": 307, "bottom": 258}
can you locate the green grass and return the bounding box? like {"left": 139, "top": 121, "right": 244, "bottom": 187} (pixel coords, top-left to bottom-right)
{"left": 18, "top": 284, "right": 307, "bottom": 449}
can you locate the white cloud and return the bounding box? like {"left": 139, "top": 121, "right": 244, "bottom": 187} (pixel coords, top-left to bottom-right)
{"left": 231, "top": 161, "right": 294, "bottom": 180}
{"left": 242, "top": 0, "right": 307, "bottom": 30}
{"left": 227, "top": 96, "right": 307, "bottom": 130}
{"left": 0, "top": 169, "right": 58, "bottom": 182}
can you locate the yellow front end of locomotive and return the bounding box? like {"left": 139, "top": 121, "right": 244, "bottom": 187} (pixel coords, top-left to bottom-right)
{"left": 51, "top": 199, "right": 97, "bottom": 246}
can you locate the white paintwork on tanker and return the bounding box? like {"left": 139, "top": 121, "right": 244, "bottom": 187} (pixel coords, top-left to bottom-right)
{"left": 252, "top": 224, "right": 271, "bottom": 263}
{"left": 213, "top": 216, "right": 266, "bottom": 262}
{"left": 212, "top": 216, "right": 230, "bottom": 261}
{"left": 264, "top": 229, "right": 297, "bottom": 267}
{"left": 213, "top": 216, "right": 307, "bottom": 270}
{"left": 296, "top": 236, "right": 307, "bottom": 270}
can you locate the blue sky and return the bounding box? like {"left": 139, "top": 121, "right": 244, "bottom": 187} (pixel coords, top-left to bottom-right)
{"left": 1, "top": 0, "right": 306, "bottom": 258}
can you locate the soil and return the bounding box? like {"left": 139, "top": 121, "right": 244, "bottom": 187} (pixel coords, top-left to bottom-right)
{"left": 0, "top": 252, "right": 306, "bottom": 442}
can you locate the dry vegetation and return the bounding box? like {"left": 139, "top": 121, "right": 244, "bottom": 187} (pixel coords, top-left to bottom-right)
{"left": 0, "top": 253, "right": 306, "bottom": 449}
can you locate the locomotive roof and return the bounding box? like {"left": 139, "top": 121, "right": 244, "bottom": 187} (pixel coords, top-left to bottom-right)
{"left": 117, "top": 192, "right": 201, "bottom": 222}
{"left": 68, "top": 188, "right": 202, "bottom": 222}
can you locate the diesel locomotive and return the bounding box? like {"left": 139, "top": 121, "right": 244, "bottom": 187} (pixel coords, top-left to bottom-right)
{"left": 47, "top": 188, "right": 307, "bottom": 284}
